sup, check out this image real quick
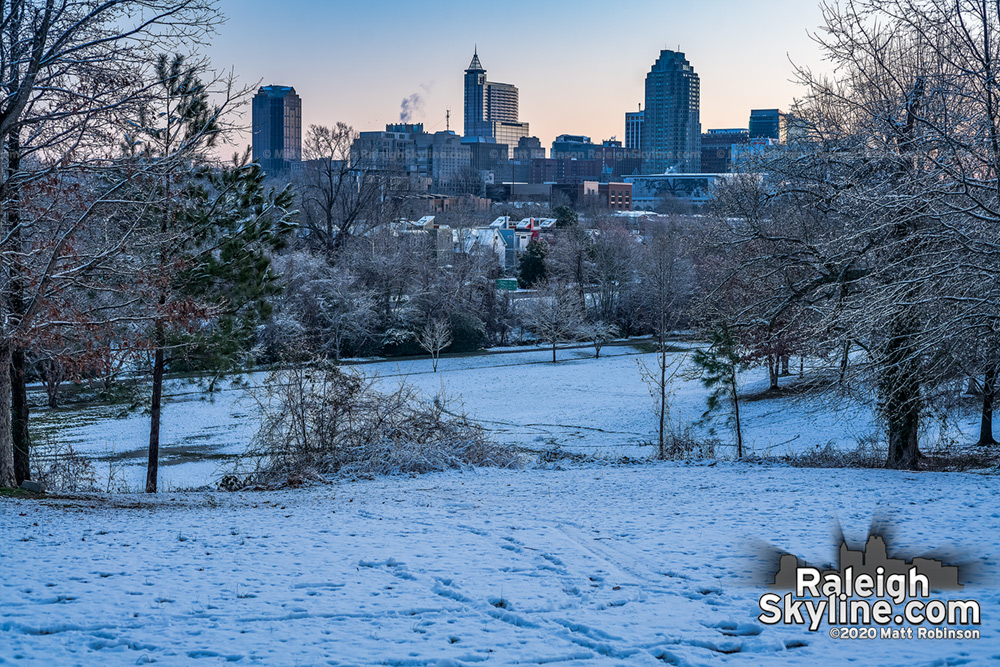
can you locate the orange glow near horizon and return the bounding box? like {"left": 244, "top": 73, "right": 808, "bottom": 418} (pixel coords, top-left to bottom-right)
{"left": 207, "top": 0, "right": 830, "bottom": 153}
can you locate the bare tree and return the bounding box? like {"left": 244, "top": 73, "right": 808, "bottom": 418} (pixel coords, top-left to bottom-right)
{"left": 578, "top": 321, "right": 617, "bottom": 359}
{"left": 524, "top": 281, "right": 584, "bottom": 363}
{"left": 0, "top": 0, "right": 220, "bottom": 487}
{"left": 590, "top": 221, "right": 638, "bottom": 327}
{"left": 418, "top": 318, "right": 453, "bottom": 372}
{"left": 705, "top": 0, "right": 1000, "bottom": 468}
{"left": 296, "top": 123, "right": 407, "bottom": 257}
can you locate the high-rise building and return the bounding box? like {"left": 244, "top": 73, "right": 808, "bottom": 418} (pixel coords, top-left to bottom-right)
{"left": 463, "top": 50, "right": 529, "bottom": 157}
{"left": 625, "top": 107, "right": 644, "bottom": 151}
{"left": 701, "top": 128, "right": 749, "bottom": 173}
{"left": 640, "top": 50, "right": 701, "bottom": 174}
{"left": 486, "top": 81, "right": 518, "bottom": 123}
{"left": 749, "top": 109, "right": 785, "bottom": 142}
{"left": 464, "top": 51, "right": 490, "bottom": 138}
{"left": 252, "top": 85, "right": 302, "bottom": 175}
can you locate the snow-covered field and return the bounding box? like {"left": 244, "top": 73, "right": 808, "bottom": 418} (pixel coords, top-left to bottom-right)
{"left": 32, "top": 344, "right": 901, "bottom": 491}
{"left": 2, "top": 463, "right": 997, "bottom": 665}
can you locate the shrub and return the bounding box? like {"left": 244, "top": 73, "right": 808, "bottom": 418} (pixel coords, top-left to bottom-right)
{"left": 233, "top": 364, "right": 520, "bottom": 488}
{"left": 781, "top": 437, "right": 887, "bottom": 468}
{"left": 31, "top": 438, "right": 98, "bottom": 493}
{"left": 448, "top": 311, "right": 486, "bottom": 353}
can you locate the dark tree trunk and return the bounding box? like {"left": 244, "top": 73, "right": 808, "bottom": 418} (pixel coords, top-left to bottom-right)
{"left": 768, "top": 354, "right": 779, "bottom": 391}
{"left": 839, "top": 341, "right": 850, "bottom": 384}
{"left": 731, "top": 370, "right": 743, "bottom": 458}
{"left": 0, "top": 342, "right": 13, "bottom": 486}
{"left": 882, "top": 321, "right": 922, "bottom": 470}
{"left": 146, "top": 327, "right": 165, "bottom": 493}
{"left": 658, "top": 345, "right": 667, "bottom": 460}
{"left": 781, "top": 354, "right": 790, "bottom": 376}
{"left": 886, "top": 400, "right": 920, "bottom": 470}
{"left": 12, "top": 347, "right": 29, "bottom": 484}
{"left": 978, "top": 365, "right": 997, "bottom": 446}
{"left": 7, "top": 132, "right": 28, "bottom": 484}
{"left": 552, "top": 340, "right": 557, "bottom": 363}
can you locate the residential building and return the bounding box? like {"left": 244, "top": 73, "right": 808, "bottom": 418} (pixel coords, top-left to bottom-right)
{"left": 641, "top": 50, "right": 701, "bottom": 174}
{"left": 252, "top": 85, "right": 302, "bottom": 175}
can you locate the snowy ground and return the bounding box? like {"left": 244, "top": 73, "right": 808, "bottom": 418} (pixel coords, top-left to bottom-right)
{"left": 29, "top": 343, "right": 909, "bottom": 491}
{"left": 2, "top": 462, "right": 998, "bottom": 666}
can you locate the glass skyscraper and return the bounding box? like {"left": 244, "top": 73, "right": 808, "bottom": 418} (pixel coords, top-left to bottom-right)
{"left": 749, "top": 109, "right": 785, "bottom": 142}
{"left": 463, "top": 50, "right": 529, "bottom": 157}
{"left": 252, "top": 85, "right": 302, "bottom": 175}
{"left": 640, "top": 50, "right": 701, "bottom": 174}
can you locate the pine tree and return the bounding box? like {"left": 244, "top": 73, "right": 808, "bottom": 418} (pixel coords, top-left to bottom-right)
{"left": 129, "top": 54, "right": 294, "bottom": 492}
{"left": 517, "top": 239, "right": 548, "bottom": 288}
{"left": 692, "top": 324, "right": 745, "bottom": 458}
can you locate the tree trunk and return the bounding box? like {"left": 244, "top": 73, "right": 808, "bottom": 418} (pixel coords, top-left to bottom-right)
{"left": 8, "top": 132, "right": 28, "bottom": 484}
{"left": 146, "top": 332, "right": 165, "bottom": 493}
{"left": 658, "top": 346, "right": 667, "bottom": 460}
{"left": 781, "top": 354, "right": 790, "bottom": 376}
{"left": 839, "top": 341, "right": 850, "bottom": 384}
{"left": 886, "top": 400, "right": 920, "bottom": 469}
{"left": 0, "top": 341, "right": 15, "bottom": 487}
{"left": 882, "top": 325, "right": 921, "bottom": 470}
{"left": 731, "top": 371, "right": 743, "bottom": 459}
{"left": 552, "top": 340, "right": 557, "bottom": 363}
{"left": 978, "top": 365, "right": 997, "bottom": 446}
{"left": 12, "top": 347, "right": 29, "bottom": 484}
{"left": 768, "top": 354, "right": 779, "bottom": 391}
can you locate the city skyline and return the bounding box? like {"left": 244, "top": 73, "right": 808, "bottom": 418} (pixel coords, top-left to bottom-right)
{"left": 207, "top": 0, "right": 830, "bottom": 150}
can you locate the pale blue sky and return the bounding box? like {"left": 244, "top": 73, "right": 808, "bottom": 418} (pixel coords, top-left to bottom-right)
{"left": 207, "top": 0, "right": 830, "bottom": 148}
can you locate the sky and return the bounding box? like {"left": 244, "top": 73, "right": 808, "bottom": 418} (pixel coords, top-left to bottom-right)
{"left": 206, "top": 0, "right": 832, "bottom": 151}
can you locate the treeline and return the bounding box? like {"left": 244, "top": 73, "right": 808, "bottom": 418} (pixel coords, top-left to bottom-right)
{"left": 0, "top": 1, "right": 295, "bottom": 491}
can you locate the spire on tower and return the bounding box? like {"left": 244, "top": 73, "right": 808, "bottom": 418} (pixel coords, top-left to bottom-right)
{"left": 467, "top": 48, "right": 485, "bottom": 73}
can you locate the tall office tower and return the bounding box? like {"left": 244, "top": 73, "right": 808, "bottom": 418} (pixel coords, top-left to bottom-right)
{"left": 464, "top": 51, "right": 490, "bottom": 138}
{"left": 640, "top": 50, "right": 701, "bottom": 174}
{"left": 463, "top": 50, "right": 529, "bottom": 155}
{"left": 701, "top": 128, "right": 749, "bottom": 173}
{"left": 625, "top": 106, "right": 644, "bottom": 151}
{"left": 486, "top": 81, "right": 518, "bottom": 123}
{"left": 749, "top": 109, "right": 785, "bottom": 142}
{"left": 252, "top": 85, "right": 302, "bottom": 175}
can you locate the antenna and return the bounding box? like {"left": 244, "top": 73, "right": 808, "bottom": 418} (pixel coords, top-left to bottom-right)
{"left": 446, "top": 109, "right": 451, "bottom": 131}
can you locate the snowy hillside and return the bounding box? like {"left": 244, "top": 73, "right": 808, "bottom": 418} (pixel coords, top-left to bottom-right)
{"left": 2, "top": 463, "right": 996, "bottom": 665}
{"left": 29, "top": 344, "right": 914, "bottom": 492}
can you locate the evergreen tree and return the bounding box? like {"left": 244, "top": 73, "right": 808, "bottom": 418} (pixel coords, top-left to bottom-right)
{"left": 517, "top": 239, "right": 548, "bottom": 288}
{"left": 553, "top": 205, "right": 578, "bottom": 228}
{"left": 129, "top": 54, "right": 295, "bottom": 492}
{"left": 692, "top": 324, "right": 745, "bottom": 458}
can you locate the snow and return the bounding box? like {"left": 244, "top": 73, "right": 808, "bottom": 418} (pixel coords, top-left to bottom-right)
{"left": 2, "top": 463, "right": 998, "bottom": 665}
{"left": 32, "top": 344, "right": 900, "bottom": 491}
